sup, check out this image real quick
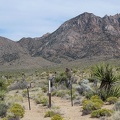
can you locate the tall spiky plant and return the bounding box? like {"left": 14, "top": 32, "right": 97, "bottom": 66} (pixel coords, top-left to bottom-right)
{"left": 91, "top": 63, "right": 120, "bottom": 100}
{"left": 91, "top": 63, "right": 118, "bottom": 90}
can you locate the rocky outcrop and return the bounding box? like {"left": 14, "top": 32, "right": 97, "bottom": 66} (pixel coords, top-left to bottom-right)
{"left": 31, "top": 12, "right": 120, "bottom": 63}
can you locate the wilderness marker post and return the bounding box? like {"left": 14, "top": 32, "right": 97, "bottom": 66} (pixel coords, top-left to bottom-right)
{"left": 65, "top": 68, "right": 73, "bottom": 106}
{"left": 48, "top": 78, "right": 51, "bottom": 108}
{"left": 27, "top": 87, "right": 31, "bottom": 110}
{"left": 70, "top": 79, "right": 73, "bottom": 106}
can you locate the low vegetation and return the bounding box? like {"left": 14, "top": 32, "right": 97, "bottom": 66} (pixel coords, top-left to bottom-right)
{"left": 51, "top": 114, "right": 64, "bottom": 120}
{"left": 0, "top": 62, "right": 119, "bottom": 120}
{"left": 91, "top": 109, "right": 113, "bottom": 118}
{"left": 106, "top": 97, "right": 118, "bottom": 104}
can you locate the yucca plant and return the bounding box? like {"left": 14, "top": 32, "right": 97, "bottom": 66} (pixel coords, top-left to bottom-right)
{"left": 98, "top": 86, "right": 120, "bottom": 100}
{"left": 91, "top": 63, "right": 120, "bottom": 100}
{"left": 91, "top": 63, "right": 118, "bottom": 90}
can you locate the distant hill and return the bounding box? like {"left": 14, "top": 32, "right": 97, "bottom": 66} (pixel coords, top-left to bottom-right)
{"left": 0, "top": 12, "right": 120, "bottom": 69}
{"left": 0, "top": 36, "right": 28, "bottom": 64}
{"left": 0, "top": 36, "right": 56, "bottom": 70}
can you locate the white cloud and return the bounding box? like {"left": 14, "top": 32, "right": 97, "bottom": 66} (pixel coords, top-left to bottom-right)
{"left": 0, "top": 0, "right": 120, "bottom": 41}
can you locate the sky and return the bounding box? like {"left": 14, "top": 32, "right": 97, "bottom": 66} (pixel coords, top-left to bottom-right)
{"left": 0, "top": 0, "right": 120, "bottom": 41}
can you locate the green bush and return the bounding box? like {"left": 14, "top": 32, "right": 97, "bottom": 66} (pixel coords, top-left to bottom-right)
{"left": 35, "top": 97, "right": 41, "bottom": 104}
{"left": 0, "top": 79, "right": 7, "bottom": 91}
{"left": 22, "top": 89, "right": 27, "bottom": 97}
{"left": 82, "top": 100, "right": 102, "bottom": 114}
{"left": 8, "top": 103, "right": 25, "bottom": 118}
{"left": 0, "top": 102, "right": 8, "bottom": 117}
{"left": 90, "top": 96, "right": 104, "bottom": 106}
{"left": 34, "top": 93, "right": 44, "bottom": 104}
{"left": 55, "top": 73, "right": 67, "bottom": 83}
{"left": 56, "top": 90, "right": 66, "bottom": 98}
{"left": 41, "top": 86, "right": 48, "bottom": 93}
{"left": 106, "top": 97, "right": 118, "bottom": 104}
{"left": 98, "top": 87, "right": 120, "bottom": 101}
{"left": 44, "top": 111, "right": 56, "bottom": 117}
{"left": 90, "top": 95, "right": 100, "bottom": 100}
{"left": 85, "top": 92, "right": 96, "bottom": 99}
{"left": 52, "top": 91, "right": 57, "bottom": 96}
{"left": 0, "top": 90, "right": 6, "bottom": 100}
{"left": 51, "top": 114, "right": 64, "bottom": 120}
{"left": 41, "top": 97, "right": 48, "bottom": 106}
{"left": 91, "top": 109, "right": 113, "bottom": 118}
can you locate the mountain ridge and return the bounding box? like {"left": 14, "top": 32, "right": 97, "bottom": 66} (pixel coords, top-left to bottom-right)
{"left": 0, "top": 12, "right": 120, "bottom": 69}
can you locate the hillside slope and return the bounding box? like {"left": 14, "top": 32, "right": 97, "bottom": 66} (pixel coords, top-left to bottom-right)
{"left": 0, "top": 12, "right": 120, "bottom": 69}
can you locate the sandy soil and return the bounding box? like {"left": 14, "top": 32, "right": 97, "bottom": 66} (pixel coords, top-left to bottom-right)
{"left": 21, "top": 96, "right": 101, "bottom": 120}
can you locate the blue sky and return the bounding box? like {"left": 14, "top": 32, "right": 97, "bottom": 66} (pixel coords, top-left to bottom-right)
{"left": 0, "top": 0, "right": 120, "bottom": 41}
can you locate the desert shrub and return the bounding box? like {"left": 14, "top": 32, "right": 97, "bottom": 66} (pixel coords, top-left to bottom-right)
{"left": 52, "top": 91, "right": 57, "bottom": 96}
{"left": 91, "top": 99, "right": 104, "bottom": 106}
{"left": 85, "top": 91, "right": 96, "bottom": 99}
{"left": 41, "top": 86, "right": 48, "bottom": 93}
{"left": 9, "top": 81, "right": 28, "bottom": 90}
{"left": 7, "top": 103, "right": 25, "bottom": 118}
{"left": 0, "top": 79, "right": 7, "bottom": 91}
{"left": 111, "top": 111, "right": 120, "bottom": 120}
{"left": 41, "top": 97, "right": 48, "bottom": 106}
{"left": 90, "top": 95, "right": 104, "bottom": 105}
{"left": 22, "top": 89, "right": 27, "bottom": 97}
{"left": 55, "top": 74, "right": 67, "bottom": 83}
{"left": 5, "top": 94, "right": 23, "bottom": 106}
{"left": 90, "top": 95, "right": 100, "bottom": 99}
{"left": 34, "top": 93, "right": 44, "bottom": 104}
{"left": 106, "top": 97, "right": 118, "bottom": 104}
{"left": 51, "top": 114, "right": 64, "bottom": 120}
{"left": 113, "top": 101, "right": 120, "bottom": 111}
{"left": 34, "top": 93, "right": 48, "bottom": 106}
{"left": 44, "top": 111, "right": 56, "bottom": 117}
{"left": 14, "top": 94, "right": 23, "bottom": 103}
{"left": 91, "top": 109, "right": 113, "bottom": 118}
{"left": 35, "top": 97, "right": 41, "bottom": 104}
{"left": 67, "top": 89, "right": 76, "bottom": 100}
{"left": 0, "top": 101, "right": 8, "bottom": 117}
{"left": 98, "top": 87, "right": 120, "bottom": 101}
{"left": 0, "top": 90, "right": 6, "bottom": 100}
{"left": 82, "top": 100, "right": 102, "bottom": 114}
{"left": 56, "top": 90, "right": 66, "bottom": 98}
{"left": 2, "top": 117, "right": 8, "bottom": 120}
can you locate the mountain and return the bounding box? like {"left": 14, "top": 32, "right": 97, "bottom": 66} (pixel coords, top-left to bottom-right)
{"left": 0, "top": 12, "right": 120, "bottom": 69}
{"left": 0, "top": 36, "right": 28, "bottom": 64}
{"left": 0, "top": 36, "right": 56, "bottom": 70}
{"left": 18, "top": 12, "right": 120, "bottom": 63}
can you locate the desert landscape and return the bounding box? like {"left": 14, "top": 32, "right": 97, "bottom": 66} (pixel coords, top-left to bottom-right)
{"left": 0, "top": 2, "right": 120, "bottom": 120}
{"left": 0, "top": 63, "right": 120, "bottom": 120}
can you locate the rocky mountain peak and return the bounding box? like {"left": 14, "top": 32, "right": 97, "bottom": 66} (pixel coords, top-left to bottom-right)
{"left": 0, "top": 12, "right": 120, "bottom": 66}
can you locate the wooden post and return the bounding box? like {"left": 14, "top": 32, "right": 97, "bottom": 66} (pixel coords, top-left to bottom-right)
{"left": 70, "top": 79, "right": 73, "bottom": 106}
{"left": 48, "top": 79, "right": 51, "bottom": 108}
{"left": 27, "top": 87, "right": 31, "bottom": 110}
{"left": 65, "top": 68, "right": 73, "bottom": 106}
